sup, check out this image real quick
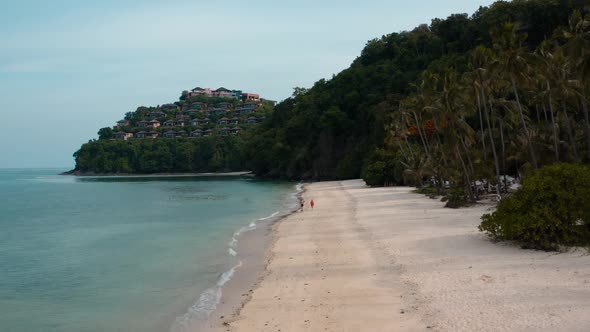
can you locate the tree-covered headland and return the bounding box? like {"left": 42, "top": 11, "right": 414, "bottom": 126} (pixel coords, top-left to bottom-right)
{"left": 74, "top": 92, "right": 275, "bottom": 174}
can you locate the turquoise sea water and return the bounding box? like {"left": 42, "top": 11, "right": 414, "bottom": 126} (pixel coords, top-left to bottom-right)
{"left": 0, "top": 169, "right": 298, "bottom": 332}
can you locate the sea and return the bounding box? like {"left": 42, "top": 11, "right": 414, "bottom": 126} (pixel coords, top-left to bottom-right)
{"left": 0, "top": 169, "right": 300, "bottom": 332}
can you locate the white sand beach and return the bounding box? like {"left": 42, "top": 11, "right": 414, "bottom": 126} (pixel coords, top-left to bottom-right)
{"left": 208, "top": 180, "right": 590, "bottom": 331}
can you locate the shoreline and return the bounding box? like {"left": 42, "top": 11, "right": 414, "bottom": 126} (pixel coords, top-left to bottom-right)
{"left": 203, "top": 180, "right": 590, "bottom": 331}
{"left": 189, "top": 184, "right": 305, "bottom": 332}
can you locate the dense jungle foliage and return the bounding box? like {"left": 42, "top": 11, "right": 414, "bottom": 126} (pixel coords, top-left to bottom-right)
{"left": 246, "top": 0, "right": 589, "bottom": 183}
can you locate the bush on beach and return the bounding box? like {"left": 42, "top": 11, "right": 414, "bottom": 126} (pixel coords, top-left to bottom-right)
{"left": 445, "top": 188, "right": 471, "bottom": 209}
{"left": 479, "top": 164, "right": 590, "bottom": 251}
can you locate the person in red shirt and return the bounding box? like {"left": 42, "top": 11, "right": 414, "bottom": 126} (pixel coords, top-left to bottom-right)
{"left": 310, "top": 199, "right": 315, "bottom": 209}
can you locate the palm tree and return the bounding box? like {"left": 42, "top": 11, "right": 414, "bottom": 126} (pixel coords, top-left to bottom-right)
{"left": 464, "top": 70, "right": 487, "bottom": 159}
{"left": 401, "top": 151, "right": 432, "bottom": 187}
{"left": 536, "top": 43, "right": 562, "bottom": 162}
{"left": 491, "top": 22, "right": 539, "bottom": 169}
{"left": 386, "top": 107, "right": 415, "bottom": 162}
{"left": 494, "top": 98, "right": 520, "bottom": 192}
{"left": 559, "top": 10, "right": 590, "bottom": 161}
{"left": 400, "top": 96, "right": 430, "bottom": 158}
{"left": 472, "top": 45, "right": 502, "bottom": 197}
{"left": 549, "top": 48, "right": 580, "bottom": 162}
{"left": 436, "top": 70, "right": 478, "bottom": 199}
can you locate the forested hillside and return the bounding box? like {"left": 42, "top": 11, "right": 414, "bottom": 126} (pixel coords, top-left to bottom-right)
{"left": 73, "top": 93, "right": 273, "bottom": 174}
{"left": 245, "top": 0, "right": 588, "bottom": 181}
{"left": 73, "top": 0, "right": 588, "bottom": 180}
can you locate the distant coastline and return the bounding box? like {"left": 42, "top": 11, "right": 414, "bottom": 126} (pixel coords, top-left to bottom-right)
{"left": 59, "top": 170, "right": 253, "bottom": 177}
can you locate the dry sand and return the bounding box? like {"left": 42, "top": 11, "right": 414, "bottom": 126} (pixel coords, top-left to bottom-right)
{"left": 208, "top": 180, "right": 590, "bottom": 332}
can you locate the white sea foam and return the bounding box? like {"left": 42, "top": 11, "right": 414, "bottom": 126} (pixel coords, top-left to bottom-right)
{"left": 258, "top": 211, "right": 279, "bottom": 221}
{"left": 228, "top": 236, "right": 238, "bottom": 248}
{"left": 170, "top": 261, "right": 242, "bottom": 332}
{"left": 233, "top": 222, "right": 256, "bottom": 239}
{"left": 171, "top": 185, "right": 302, "bottom": 332}
{"left": 288, "top": 183, "right": 304, "bottom": 209}
{"left": 295, "top": 183, "right": 303, "bottom": 193}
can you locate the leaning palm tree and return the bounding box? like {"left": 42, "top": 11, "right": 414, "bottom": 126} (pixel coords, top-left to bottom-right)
{"left": 560, "top": 10, "right": 590, "bottom": 77}
{"left": 400, "top": 96, "right": 431, "bottom": 159}
{"left": 386, "top": 108, "right": 415, "bottom": 162}
{"left": 471, "top": 46, "right": 502, "bottom": 197}
{"left": 558, "top": 10, "right": 590, "bottom": 161}
{"left": 401, "top": 152, "right": 433, "bottom": 187}
{"left": 491, "top": 22, "right": 539, "bottom": 169}
{"left": 550, "top": 48, "right": 581, "bottom": 162}
{"left": 463, "top": 70, "right": 487, "bottom": 159}
{"left": 536, "top": 43, "right": 562, "bottom": 162}
{"left": 494, "top": 97, "right": 520, "bottom": 191}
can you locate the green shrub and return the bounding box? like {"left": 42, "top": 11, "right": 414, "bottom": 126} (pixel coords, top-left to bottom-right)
{"left": 445, "top": 188, "right": 470, "bottom": 208}
{"left": 361, "top": 148, "right": 403, "bottom": 187}
{"left": 479, "top": 163, "right": 590, "bottom": 250}
{"left": 413, "top": 185, "right": 439, "bottom": 196}
{"left": 362, "top": 161, "right": 387, "bottom": 186}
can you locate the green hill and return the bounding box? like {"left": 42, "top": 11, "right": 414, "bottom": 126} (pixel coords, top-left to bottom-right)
{"left": 245, "top": 0, "right": 587, "bottom": 181}
{"left": 73, "top": 94, "right": 274, "bottom": 174}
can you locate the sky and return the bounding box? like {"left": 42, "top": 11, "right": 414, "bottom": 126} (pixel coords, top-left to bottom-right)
{"left": 0, "top": 0, "right": 496, "bottom": 168}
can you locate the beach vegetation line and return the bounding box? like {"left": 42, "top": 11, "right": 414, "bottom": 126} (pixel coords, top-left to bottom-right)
{"left": 479, "top": 163, "right": 590, "bottom": 250}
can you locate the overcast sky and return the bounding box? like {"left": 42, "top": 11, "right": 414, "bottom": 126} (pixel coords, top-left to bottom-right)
{"left": 0, "top": 0, "right": 495, "bottom": 168}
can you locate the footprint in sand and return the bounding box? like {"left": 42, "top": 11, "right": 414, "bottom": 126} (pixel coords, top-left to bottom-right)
{"left": 479, "top": 275, "right": 493, "bottom": 283}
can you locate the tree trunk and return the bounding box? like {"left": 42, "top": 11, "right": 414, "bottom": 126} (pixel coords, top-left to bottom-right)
{"left": 543, "top": 102, "right": 558, "bottom": 162}
{"left": 547, "top": 86, "right": 559, "bottom": 162}
{"left": 476, "top": 91, "right": 487, "bottom": 158}
{"left": 397, "top": 141, "right": 409, "bottom": 163}
{"left": 456, "top": 146, "right": 474, "bottom": 201}
{"left": 481, "top": 88, "right": 502, "bottom": 198}
{"left": 581, "top": 99, "right": 590, "bottom": 162}
{"left": 412, "top": 111, "right": 430, "bottom": 156}
{"left": 542, "top": 103, "right": 548, "bottom": 122}
{"left": 404, "top": 136, "right": 415, "bottom": 161}
{"left": 562, "top": 101, "right": 580, "bottom": 162}
{"left": 460, "top": 136, "right": 475, "bottom": 176}
{"left": 431, "top": 119, "right": 449, "bottom": 169}
{"left": 460, "top": 136, "right": 477, "bottom": 199}
{"left": 498, "top": 119, "right": 508, "bottom": 194}
{"left": 511, "top": 75, "right": 538, "bottom": 168}
{"left": 430, "top": 122, "right": 445, "bottom": 196}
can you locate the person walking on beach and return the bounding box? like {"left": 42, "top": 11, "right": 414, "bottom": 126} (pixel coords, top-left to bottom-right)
{"left": 310, "top": 199, "right": 315, "bottom": 209}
